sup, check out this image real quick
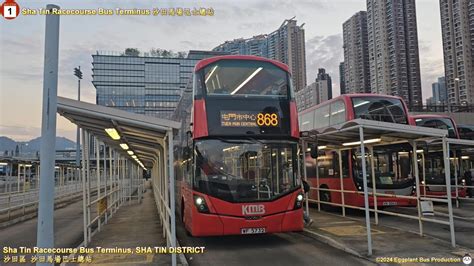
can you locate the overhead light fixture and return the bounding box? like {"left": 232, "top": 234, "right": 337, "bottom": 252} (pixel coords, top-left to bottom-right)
{"left": 132, "top": 155, "right": 137, "bottom": 159}
{"left": 342, "top": 138, "right": 381, "bottom": 146}
{"left": 127, "top": 150, "right": 134, "bottom": 155}
{"left": 24, "top": 164, "right": 32, "bottom": 167}
{"left": 318, "top": 146, "right": 327, "bottom": 149}
{"left": 231, "top": 67, "right": 263, "bottom": 95}
{"left": 120, "top": 143, "right": 129, "bottom": 150}
{"left": 0, "top": 162, "right": 8, "bottom": 166}
{"left": 105, "top": 128, "right": 120, "bottom": 140}
{"left": 461, "top": 156, "right": 469, "bottom": 159}
{"left": 416, "top": 149, "right": 424, "bottom": 153}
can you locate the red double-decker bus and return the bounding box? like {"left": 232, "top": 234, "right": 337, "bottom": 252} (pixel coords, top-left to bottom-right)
{"left": 299, "top": 94, "right": 416, "bottom": 207}
{"left": 175, "top": 55, "right": 304, "bottom": 236}
{"left": 411, "top": 114, "right": 467, "bottom": 197}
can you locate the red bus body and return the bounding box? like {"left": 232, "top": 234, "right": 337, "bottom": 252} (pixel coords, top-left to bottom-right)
{"left": 410, "top": 114, "right": 467, "bottom": 198}
{"left": 177, "top": 55, "right": 303, "bottom": 237}
{"left": 299, "top": 94, "right": 416, "bottom": 207}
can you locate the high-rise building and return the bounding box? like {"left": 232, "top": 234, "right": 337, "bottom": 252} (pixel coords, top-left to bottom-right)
{"left": 295, "top": 82, "right": 317, "bottom": 112}
{"left": 213, "top": 18, "right": 307, "bottom": 91}
{"left": 316, "top": 68, "right": 333, "bottom": 104}
{"left": 339, "top": 62, "right": 346, "bottom": 95}
{"left": 367, "top": 0, "right": 423, "bottom": 107}
{"left": 295, "top": 69, "right": 333, "bottom": 112}
{"left": 439, "top": 0, "right": 474, "bottom": 104}
{"left": 343, "top": 11, "right": 371, "bottom": 94}
{"left": 92, "top": 50, "right": 226, "bottom": 119}
{"left": 431, "top": 76, "right": 447, "bottom": 105}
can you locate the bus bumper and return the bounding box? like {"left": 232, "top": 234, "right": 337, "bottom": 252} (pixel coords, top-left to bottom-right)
{"left": 189, "top": 208, "right": 304, "bottom": 237}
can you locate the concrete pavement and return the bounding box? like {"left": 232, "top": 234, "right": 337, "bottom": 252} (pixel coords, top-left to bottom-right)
{"left": 303, "top": 208, "right": 474, "bottom": 264}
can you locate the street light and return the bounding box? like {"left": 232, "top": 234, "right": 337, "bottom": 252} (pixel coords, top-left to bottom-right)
{"left": 74, "top": 66, "right": 82, "bottom": 167}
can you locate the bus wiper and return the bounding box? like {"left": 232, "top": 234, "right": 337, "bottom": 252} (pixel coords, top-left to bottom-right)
{"left": 216, "top": 137, "right": 254, "bottom": 144}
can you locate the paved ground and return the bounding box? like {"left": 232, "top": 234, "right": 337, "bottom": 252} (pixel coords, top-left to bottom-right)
{"left": 304, "top": 206, "right": 474, "bottom": 264}
{"left": 176, "top": 219, "right": 373, "bottom": 266}
{"left": 79, "top": 186, "right": 171, "bottom": 266}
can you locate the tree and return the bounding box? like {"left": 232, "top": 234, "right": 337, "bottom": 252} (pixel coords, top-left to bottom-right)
{"left": 15, "top": 145, "right": 19, "bottom": 157}
{"left": 124, "top": 48, "right": 140, "bottom": 56}
{"left": 177, "top": 51, "right": 187, "bottom": 58}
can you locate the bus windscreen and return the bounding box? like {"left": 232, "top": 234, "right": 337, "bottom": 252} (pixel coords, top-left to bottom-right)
{"left": 202, "top": 60, "right": 290, "bottom": 98}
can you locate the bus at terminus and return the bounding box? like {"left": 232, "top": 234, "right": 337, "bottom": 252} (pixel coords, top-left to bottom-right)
{"left": 410, "top": 114, "right": 467, "bottom": 198}
{"left": 175, "top": 55, "right": 303, "bottom": 236}
{"left": 299, "top": 94, "right": 417, "bottom": 208}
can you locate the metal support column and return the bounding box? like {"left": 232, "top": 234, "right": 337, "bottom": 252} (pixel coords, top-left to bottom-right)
{"left": 369, "top": 147, "right": 378, "bottom": 225}
{"left": 96, "top": 138, "right": 101, "bottom": 231}
{"left": 36, "top": 5, "right": 60, "bottom": 261}
{"left": 411, "top": 141, "right": 423, "bottom": 236}
{"left": 443, "top": 137, "right": 456, "bottom": 248}
{"left": 81, "top": 129, "right": 88, "bottom": 246}
{"left": 338, "top": 149, "right": 345, "bottom": 217}
{"left": 301, "top": 139, "right": 310, "bottom": 217}
{"left": 168, "top": 130, "right": 177, "bottom": 266}
{"left": 359, "top": 126, "right": 372, "bottom": 256}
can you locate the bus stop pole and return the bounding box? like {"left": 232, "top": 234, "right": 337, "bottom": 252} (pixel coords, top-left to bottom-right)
{"left": 443, "top": 137, "right": 456, "bottom": 248}
{"left": 36, "top": 5, "right": 60, "bottom": 261}
{"left": 359, "top": 126, "right": 372, "bottom": 256}
{"left": 81, "top": 129, "right": 88, "bottom": 246}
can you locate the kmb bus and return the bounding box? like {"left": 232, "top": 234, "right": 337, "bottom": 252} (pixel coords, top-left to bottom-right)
{"left": 411, "top": 114, "right": 467, "bottom": 197}
{"left": 299, "top": 94, "right": 417, "bottom": 207}
{"left": 175, "top": 55, "right": 304, "bottom": 236}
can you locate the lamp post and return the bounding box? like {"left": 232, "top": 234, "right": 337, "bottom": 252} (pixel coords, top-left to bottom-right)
{"left": 74, "top": 66, "right": 82, "bottom": 167}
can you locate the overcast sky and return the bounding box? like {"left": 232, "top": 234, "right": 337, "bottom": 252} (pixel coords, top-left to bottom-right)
{"left": 0, "top": 0, "right": 444, "bottom": 141}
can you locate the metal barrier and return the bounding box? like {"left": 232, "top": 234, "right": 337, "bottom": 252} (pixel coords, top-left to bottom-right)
{"left": 300, "top": 122, "right": 462, "bottom": 256}
{"left": 80, "top": 132, "right": 145, "bottom": 247}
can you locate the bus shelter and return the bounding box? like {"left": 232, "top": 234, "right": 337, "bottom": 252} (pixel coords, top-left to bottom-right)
{"left": 300, "top": 119, "right": 454, "bottom": 256}
{"left": 57, "top": 97, "right": 181, "bottom": 265}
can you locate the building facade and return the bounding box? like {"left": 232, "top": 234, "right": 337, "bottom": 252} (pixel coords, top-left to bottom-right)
{"left": 339, "top": 62, "right": 346, "bottom": 95}
{"left": 296, "top": 68, "right": 332, "bottom": 112}
{"left": 92, "top": 50, "right": 226, "bottom": 119}
{"left": 295, "top": 82, "right": 317, "bottom": 112}
{"left": 439, "top": 0, "right": 474, "bottom": 104}
{"left": 316, "top": 68, "right": 333, "bottom": 104}
{"left": 431, "top": 76, "right": 447, "bottom": 105}
{"left": 213, "top": 18, "right": 307, "bottom": 92}
{"left": 367, "top": 0, "right": 423, "bottom": 107}
{"left": 343, "top": 11, "right": 371, "bottom": 94}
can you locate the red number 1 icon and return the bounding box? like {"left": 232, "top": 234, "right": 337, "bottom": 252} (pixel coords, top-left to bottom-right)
{"left": 1, "top": 0, "right": 20, "bottom": 20}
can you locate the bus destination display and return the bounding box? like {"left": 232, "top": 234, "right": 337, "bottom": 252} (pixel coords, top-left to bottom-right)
{"left": 220, "top": 110, "right": 279, "bottom": 127}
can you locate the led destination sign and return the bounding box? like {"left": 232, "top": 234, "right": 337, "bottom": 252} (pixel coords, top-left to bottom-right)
{"left": 220, "top": 110, "right": 279, "bottom": 127}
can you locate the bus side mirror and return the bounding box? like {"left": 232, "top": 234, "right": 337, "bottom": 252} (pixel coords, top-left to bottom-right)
{"left": 309, "top": 144, "right": 318, "bottom": 159}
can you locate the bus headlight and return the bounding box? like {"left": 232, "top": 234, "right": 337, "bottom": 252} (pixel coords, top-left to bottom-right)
{"left": 294, "top": 193, "right": 304, "bottom": 209}
{"left": 461, "top": 179, "right": 466, "bottom": 186}
{"left": 193, "top": 195, "right": 209, "bottom": 213}
{"left": 421, "top": 180, "right": 425, "bottom": 185}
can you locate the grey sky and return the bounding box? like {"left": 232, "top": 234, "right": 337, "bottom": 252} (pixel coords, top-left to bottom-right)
{"left": 0, "top": 0, "right": 444, "bottom": 141}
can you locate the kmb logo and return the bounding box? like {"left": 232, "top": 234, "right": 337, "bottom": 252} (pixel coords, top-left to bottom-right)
{"left": 242, "top": 205, "right": 265, "bottom": 215}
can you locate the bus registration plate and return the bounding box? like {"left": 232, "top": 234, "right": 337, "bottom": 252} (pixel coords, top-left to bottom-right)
{"left": 241, "top": 228, "right": 266, "bottom": 234}
{"left": 382, "top": 201, "right": 398, "bottom": 206}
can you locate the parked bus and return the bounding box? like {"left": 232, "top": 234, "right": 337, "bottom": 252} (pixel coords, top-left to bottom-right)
{"left": 299, "top": 94, "right": 416, "bottom": 207}
{"left": 175, "top": 55, "right": 304, "bottom": 236}
{"left": 411, "top": 114, "right": 467, "bottom": 197}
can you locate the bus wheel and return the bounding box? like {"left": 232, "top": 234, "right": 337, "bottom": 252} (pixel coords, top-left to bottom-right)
{"left": 319, "top": 187, "right": 332, "bottom": 211}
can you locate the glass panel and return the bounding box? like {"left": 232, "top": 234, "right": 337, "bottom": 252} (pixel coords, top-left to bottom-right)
{"left": 352, "top": 97, "right": 408, "bottom": 124}
{"left": 194, "top": 139, "right": 298, "bottom": 202}
{"left": 201, "top": 60, "right": 290, "bottom": 98}
{"left": 415, "top": 117, "right": 457, "bottom": 138}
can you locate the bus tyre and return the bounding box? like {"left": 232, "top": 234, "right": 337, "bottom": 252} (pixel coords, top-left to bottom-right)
{"left": 319, "top": 188, "right": 332, "bottom": 211}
